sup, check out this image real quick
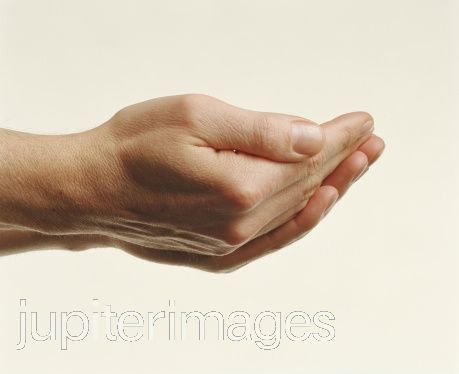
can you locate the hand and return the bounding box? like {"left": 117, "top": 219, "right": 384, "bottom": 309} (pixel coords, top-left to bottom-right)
{"left": 82, "top": 94, "right": 377, "bottom": 255}
{"left": 0, "top": 132, "right": 384, "bottom": 272}
{"left": 117, "top": 132, "right": 385, "bottom": 271}
{"left": 0, "top": 94, "right": 383, "bottom": 261}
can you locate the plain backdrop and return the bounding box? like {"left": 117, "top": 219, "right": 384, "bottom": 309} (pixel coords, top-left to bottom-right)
{"left": 0, "top": 0, "right": 458, "bottom": 373}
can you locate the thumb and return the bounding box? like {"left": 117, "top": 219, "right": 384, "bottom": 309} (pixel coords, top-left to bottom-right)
{"left": 198, "top": 100, "right": 324, "bottom": 162}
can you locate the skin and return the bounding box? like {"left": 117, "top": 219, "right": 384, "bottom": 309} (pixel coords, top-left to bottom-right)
{"left": 0, "top": 94, "right": 385, "bottom": 272}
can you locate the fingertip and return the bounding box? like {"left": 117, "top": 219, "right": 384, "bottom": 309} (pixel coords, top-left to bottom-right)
{"left": 358, "top": 134, "right": 386, "bottom": 165}
{"left": 374, "top": 135, "right": 386, "bottom": 152}
{"left": 326, "top": 111, "right": 373, "bottom": 126}
{"left": 347, "top": 111, "right": 374, "bottom": 129}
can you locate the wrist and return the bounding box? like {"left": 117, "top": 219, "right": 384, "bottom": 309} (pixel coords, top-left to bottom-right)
{"left": 0, "top": 128, "right": 115, "bottom": 234}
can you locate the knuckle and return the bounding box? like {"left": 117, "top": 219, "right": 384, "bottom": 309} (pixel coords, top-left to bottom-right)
{"left": 353, "top": 111, "right": 373, "bottom": 124}
{"left": 228, "top": 187, "right": 259, "bottom": 212}
{"left": 176, "top": 94, "right": 212, "bottom": 126}
{"left": 219, "top": 179, "right": 262, "bottom": 213}
{"left": 221, "top": 219, "right": 253, "bottom": 246}
{"left": 179, "top": 93, "right": 212, "bottom": 107}
{"left": 111, "top": 106, "right": 137, "bottom": 130}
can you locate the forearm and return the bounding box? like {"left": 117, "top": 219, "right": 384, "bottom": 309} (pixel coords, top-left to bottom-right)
{"left": 0, "top": 128, "right": 108, "bottom": 233}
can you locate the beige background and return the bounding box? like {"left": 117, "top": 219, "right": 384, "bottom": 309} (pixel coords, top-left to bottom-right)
{"left": 1, "top": 0, "right": 458, "bottom": 373}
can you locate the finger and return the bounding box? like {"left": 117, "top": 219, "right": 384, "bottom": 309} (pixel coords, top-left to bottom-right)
{"left": 201, "top": 116, "right": 376, "bottom": 209}
{"left": 251, "top": 149, "right": 364, "bottom": 237}
{"left": 251, "top": 134, "right": 384, "bottom": 241}
{"left": 254, "top": 199, "right": 309, "bottom": 239}
{"left": 204, "top": 148, "right": 314, "bottom": 210}
{"left": 224, "top": 172, "right": 318, "bottom": 241}
{"left": 264, "top": 185, "right": 339, "bottom": 247}
{"left": 356, "top": 134, "right": 385, "bottom": 166}
{"left": 216, "top": 135, "right": 379, "bottom": 230}
{"left": 209, "top": 133, "right": 383, "bottom": 240}
{"left": 249, "top": 135, "right": 382, "bottom": 237}
{"left": 321, "top": 134, "right": 385, "bottom": 195}
{"left": 203, "top": 139, "right": 367, "bottom": 237}
{"left": 314, "top": 112, "right": 374, "bottom": 179}
{"left": 200, "top": 186, "right": 339, "bottom": 272}
{"left": 193, "top": 95, "right": 324, "bottom": 162}
{"left": 321, "top": 150, "right": 368, "bottom": 196}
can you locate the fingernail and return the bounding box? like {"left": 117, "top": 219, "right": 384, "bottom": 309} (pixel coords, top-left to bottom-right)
{"left": 291, "top": 120, "right": 324, "bottom": 155}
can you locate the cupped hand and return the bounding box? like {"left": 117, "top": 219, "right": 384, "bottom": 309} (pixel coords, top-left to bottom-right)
{"left": 115, "top": 133, "right": 385, "bottom": 272}
{"left": 0, "top": 93, "right": 385, "bottom": 271}
{"left": 66, "top": 94, "right": 380, "bottom": 257}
